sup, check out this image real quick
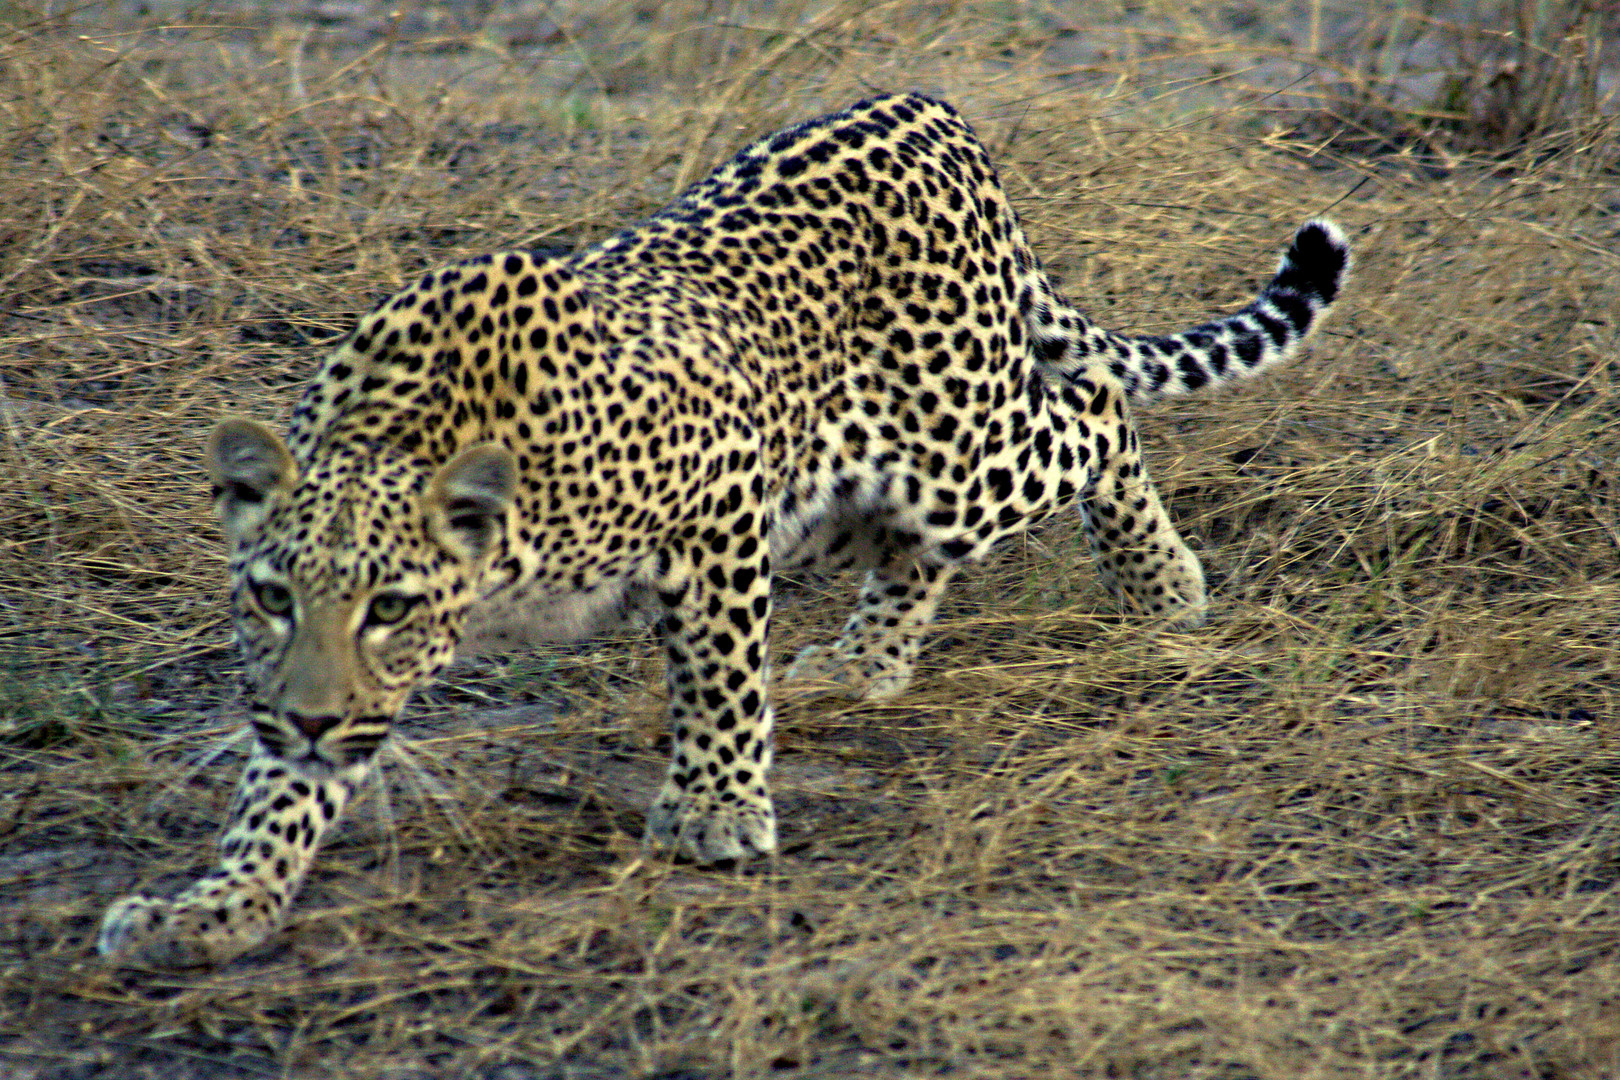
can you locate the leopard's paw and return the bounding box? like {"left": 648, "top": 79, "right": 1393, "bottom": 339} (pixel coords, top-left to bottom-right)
{"left": 645, "top": 780, "right": 777, "bottom": 863}
{"left": 98, "top": 883, "right": 281, "bottom": 968}
{"left": 783, "top": 643, "right": 915, "bottom": 702}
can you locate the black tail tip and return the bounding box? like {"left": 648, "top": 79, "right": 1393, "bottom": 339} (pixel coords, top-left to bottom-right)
{"left": 1278, "top": 218, "right": 1351, "bottom": 304}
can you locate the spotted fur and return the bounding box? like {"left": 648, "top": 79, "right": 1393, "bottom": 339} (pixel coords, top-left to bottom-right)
{"left": 99, "top": 93, "right": 1349, "bottom": 966}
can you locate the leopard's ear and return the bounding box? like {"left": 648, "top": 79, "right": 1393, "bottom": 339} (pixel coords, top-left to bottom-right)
{"left": 206, "top": 419, "right": 297, "bottom": 541}
{"left": 423, "top": 444, "right": 515, "bottom": 562}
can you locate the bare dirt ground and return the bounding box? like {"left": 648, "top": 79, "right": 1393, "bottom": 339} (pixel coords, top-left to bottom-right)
{"left": 2, "top": 1, "right": 1618, "bottom": 1077}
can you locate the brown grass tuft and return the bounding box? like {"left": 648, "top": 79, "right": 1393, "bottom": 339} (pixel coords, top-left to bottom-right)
{"left": 2, "top": 2, "right": 1617, "bottom": 1077}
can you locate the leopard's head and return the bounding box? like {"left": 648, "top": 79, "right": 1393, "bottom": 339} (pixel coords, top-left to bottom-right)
{"left": 205, "top": 419, "right": 515, "bottom": 770}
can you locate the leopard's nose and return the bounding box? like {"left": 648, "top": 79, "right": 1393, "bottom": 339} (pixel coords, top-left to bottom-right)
{"left": 293, "top": 714, "right": 343, "bottom": 740}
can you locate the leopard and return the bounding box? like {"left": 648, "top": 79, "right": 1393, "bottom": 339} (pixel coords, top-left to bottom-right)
{"left": 98, "top": 92, "right": 1349, "bottom": 967}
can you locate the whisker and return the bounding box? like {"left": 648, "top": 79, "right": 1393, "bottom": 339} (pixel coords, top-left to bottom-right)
{"left": 381, "top": 735, "right": 492, "bottom": 859}
{"left": 140, "top": 722, "right": 255, "bottom": 819}
{"left": 360, "top": 756, "right": 403, "bottom": 893}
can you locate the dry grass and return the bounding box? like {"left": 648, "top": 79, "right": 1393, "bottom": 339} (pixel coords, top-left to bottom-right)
{"left": 2, "top": 1, "right": 1618, "bottom": 1077}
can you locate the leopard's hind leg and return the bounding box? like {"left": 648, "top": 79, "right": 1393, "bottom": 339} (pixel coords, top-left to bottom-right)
{"left": 785, "top": 554, "right": 958, "bottom": 702}
{"left": 1063, "top": 374, "right": 1207, "bottom": 626}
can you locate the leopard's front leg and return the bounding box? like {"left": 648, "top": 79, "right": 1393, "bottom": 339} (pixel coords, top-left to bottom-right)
{"left": 99, "top": 745, "right": 363, "bottom": 967}
{"left": 644, "top": 499, "right": 778, "bottom": 862}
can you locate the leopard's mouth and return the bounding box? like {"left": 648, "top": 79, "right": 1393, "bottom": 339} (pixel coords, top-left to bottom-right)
{"left": 288, "top": 749, "right": 338, "bottom": 772}
{"left": 249, "top": 707, "right": 389, "bottom": 769}
{"left": 279, "top": 741, "right": 379, "bottom": 776}
{"left": 305, "top": 723, "right": 391, "bottom": 769}
{"left": 292, "top": 733, "right": 389, "bottom": 771}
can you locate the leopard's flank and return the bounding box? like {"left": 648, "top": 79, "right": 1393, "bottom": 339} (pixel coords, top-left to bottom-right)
{"left": 100, "top": 93, "right": 1349, "bottom": 967}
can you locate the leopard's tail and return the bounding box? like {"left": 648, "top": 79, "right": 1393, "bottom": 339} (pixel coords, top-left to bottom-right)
{"left": 1027, "top": 219, "right": 1350, "bottom": 407}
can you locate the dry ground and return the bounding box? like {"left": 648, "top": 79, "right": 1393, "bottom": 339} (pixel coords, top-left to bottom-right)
{"left": 2, "top": 2, "right": 1619, "bottom": 1077}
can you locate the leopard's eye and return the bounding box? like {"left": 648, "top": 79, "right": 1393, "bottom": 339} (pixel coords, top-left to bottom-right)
{"left": 252, "top": 581, "right": 294, "bottom": 617}
{"left": 365, "top": 592, "right": 416, "bottom": 627}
